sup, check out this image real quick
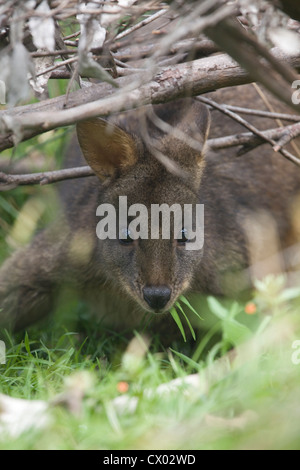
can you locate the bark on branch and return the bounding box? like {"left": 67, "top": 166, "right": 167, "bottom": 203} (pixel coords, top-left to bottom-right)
{"left": 0, "top": 48, "right": 299, "bottom": 153}
{"left": 0, "top": 166, "right": 94, "bottom": 191}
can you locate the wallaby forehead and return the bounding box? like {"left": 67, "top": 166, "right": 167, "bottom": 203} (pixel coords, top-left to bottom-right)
{"left": 109, "top": 163, "right": 197, "bottom": 207}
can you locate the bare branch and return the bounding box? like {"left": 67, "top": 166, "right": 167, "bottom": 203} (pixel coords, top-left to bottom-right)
{"left": 114, "top": 8, "right": 168, "bottom": 41}
{"left": 0, "top": 166, "right": 94, "bottom": 191}
{"left": 35, "top": 56, "right": 78, "bottom": 78}
{"left": 272, "top": 122, "right": 300, "bottom": 152}
{"left": 205, "top": 16, "right": 300, "bottom": 110}
{"left": 221, "top": 105, "right": 300, "bottom": 123}
{"left": 31, "top": 49, "right": 77, "bottom": 58}
{"left": 0, "top": 49, "right": 299, "bottom": 153}
{"left": 198, "top": 96, "right": 300, "bottom": 165}
{"left": 207, "top": 123, "right": 300, "bottom": 153}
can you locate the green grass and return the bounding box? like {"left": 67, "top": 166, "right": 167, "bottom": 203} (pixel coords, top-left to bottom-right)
{"left": 1, "top": 278, "right": 300, "bottom": 450}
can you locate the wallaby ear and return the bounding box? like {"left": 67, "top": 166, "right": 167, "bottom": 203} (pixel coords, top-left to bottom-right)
{"left": 76, "top": 118, "right": 138, "bottom": 179}
{"left": 178, "top": 100, "right": 211, "bottom": 148}
{"left": 152, "top": 99, "right": 211, "bottom": 165}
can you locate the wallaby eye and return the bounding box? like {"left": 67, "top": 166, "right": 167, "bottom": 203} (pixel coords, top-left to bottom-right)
{"left": 119, "top": 227, "right": 134, "bottom": 245}
{"left": 176, "top": 228, "right": 190, "bottom": 245}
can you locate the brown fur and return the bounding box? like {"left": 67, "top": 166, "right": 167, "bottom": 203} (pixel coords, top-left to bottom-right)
{"left": 0, "top": 84, "right": 299, "bottom": 337}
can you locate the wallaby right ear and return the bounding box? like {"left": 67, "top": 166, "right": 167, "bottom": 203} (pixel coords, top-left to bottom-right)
{"left": 152, "top": 99, "right": 211, "bottom": 167}
{"left": 76, "top": 118, "right": 138, "bottom": 179}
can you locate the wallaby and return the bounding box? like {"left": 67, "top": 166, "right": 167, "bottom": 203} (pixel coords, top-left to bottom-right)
{"left": 0, "top": 84, "right": 299, "bottom": 338}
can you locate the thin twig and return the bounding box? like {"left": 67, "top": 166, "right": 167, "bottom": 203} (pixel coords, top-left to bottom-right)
{"left": 0, "top": 166, "right": 94, "bottom": 190}
{"left": 114, "top": 8, "right": 168, "bottom": 41}
{"left": 207, "top": 124, "right": 300, "bottom": 152}
{"left": 35, "top": 56, "right": 78, "bottom": 78}
{"left": 64, "top": 40, "right": 79, "bottom": 47}
{"left": 223, "top": 105, "right": 300, "bottom": 123}
{"left": 272, "top": 123, "right": 300, "bottom": 152}
{"left": 31, "top": 49, "right": 77, "bottom": 58}
{"left": 62, "top": 30, "right": 81, "bottom": 40}
{"left": 198, "top": 96, "right": 300, "bottom": 166}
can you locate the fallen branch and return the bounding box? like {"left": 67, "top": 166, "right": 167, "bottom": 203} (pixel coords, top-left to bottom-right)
{"left": 0, "top": 49, "right": 299, "bottom": 153}
{"left": 0, "top": 166, "right": 94, "bottom": 190}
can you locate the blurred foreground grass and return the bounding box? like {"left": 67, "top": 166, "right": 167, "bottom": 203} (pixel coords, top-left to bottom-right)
{"left": 0, "top": 275, "right": 300, "bottom": 450}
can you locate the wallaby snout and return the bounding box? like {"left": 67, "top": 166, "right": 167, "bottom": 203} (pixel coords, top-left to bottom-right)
{"left": 142, "top": 285, "right": 172, "bottom": 312}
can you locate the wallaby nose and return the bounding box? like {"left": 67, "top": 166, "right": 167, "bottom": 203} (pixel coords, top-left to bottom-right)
{"left": 143, "top": 285, "right": 172, "bottom": 312}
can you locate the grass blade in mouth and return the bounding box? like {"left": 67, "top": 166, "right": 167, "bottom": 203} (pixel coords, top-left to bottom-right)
{"left": 169, "top": 306, "right": 186, "bottom": 342}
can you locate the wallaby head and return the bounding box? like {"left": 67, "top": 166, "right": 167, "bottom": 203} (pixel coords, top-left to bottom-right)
{"left": 76, "top": 99, "right": 211, "bottom": 314}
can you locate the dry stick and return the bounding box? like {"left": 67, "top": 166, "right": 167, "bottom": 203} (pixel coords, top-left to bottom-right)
{"left": 112, "top": 38, "right": 218, "bottom": 61}
{"left": 50, "top": 66, "right": 144, "bottom": 78}
{"left": 251, "top": 82, "right": 300, "bottom": 158}
{"left": 51, "top": 1, "right": 164, "bottom": 22}
{"left": 62, "top": 30, "right": 81, "bottom": 40}
{"left": 207, "top": 124, "right": 300, "bottom": 152}
{"left": 198, "top": 96, "right": 300, "bottom": 166}
{"left": 31, "top": 49, "right": 77, "bottom": 58}
{"left": 273, "top": 123, "right": 300, "bottom": 152}
{"left": 63, "top": 61, "right": 80, "bottom": 107}
{"left": 0, "top": 166, "right": 94, "bottom": 190}
{"left": 64, "top": 40, "right": 79, "bottom": 47}
{"left": 35, "top": 56, "right": 78, "bottom": 78}
{"left": 0, "top": 51, "right": 299, "bottom": 153}
{"left": 116, "top": 66, "right": 145, "bottom": 76}
{"left": 55, "top": 24, "right": 79, "bottom": 84}
{"left": 14, "top": 0, "right": 75, "bottom": 22}
{"left": 149, "top": 1, "right": 235, "bottom": 63}
{"left": 223, "top": 105, "right": 300, "bottom": 123}
{"left": 114, "top": 8, "right": 168, "bottom": 41}
{"left": 205, "top": 17, "right": 300, "bottom": 111}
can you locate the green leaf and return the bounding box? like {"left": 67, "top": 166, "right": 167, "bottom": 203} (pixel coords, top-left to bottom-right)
{"left": 176, "top": 303, "right": 196, "bottom": 340}
{"left": 207, "top": 296, "right": 228, "bottom": 320}
{"left": 169, "top": 348, "right": 202, "bottom": 371}
{"left": 228, "top": 301, "right": 242, "bottom": 320}
{"left": 170, "top": 306, "right": 186, "bottom": 342}
{"left": 223, "top": 319, "right": 252, "bottom": 347}
{"left": 255, "top": 315, "right": 272, "bottom": 336}
{"left": 24, "top": 332, "right": 32, "bottom": 357}
{"left": 179, "top": 295, "right": 203, "bottom": 320}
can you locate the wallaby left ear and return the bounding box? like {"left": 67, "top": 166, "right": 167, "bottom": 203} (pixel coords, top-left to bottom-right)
{"left": 76, "top": 118, "right": 138, "bottom": 179}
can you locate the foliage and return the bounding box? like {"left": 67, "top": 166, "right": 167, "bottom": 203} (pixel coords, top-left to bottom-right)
{"left": 1, "top": 276, "right": 300, "bottom": 449}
